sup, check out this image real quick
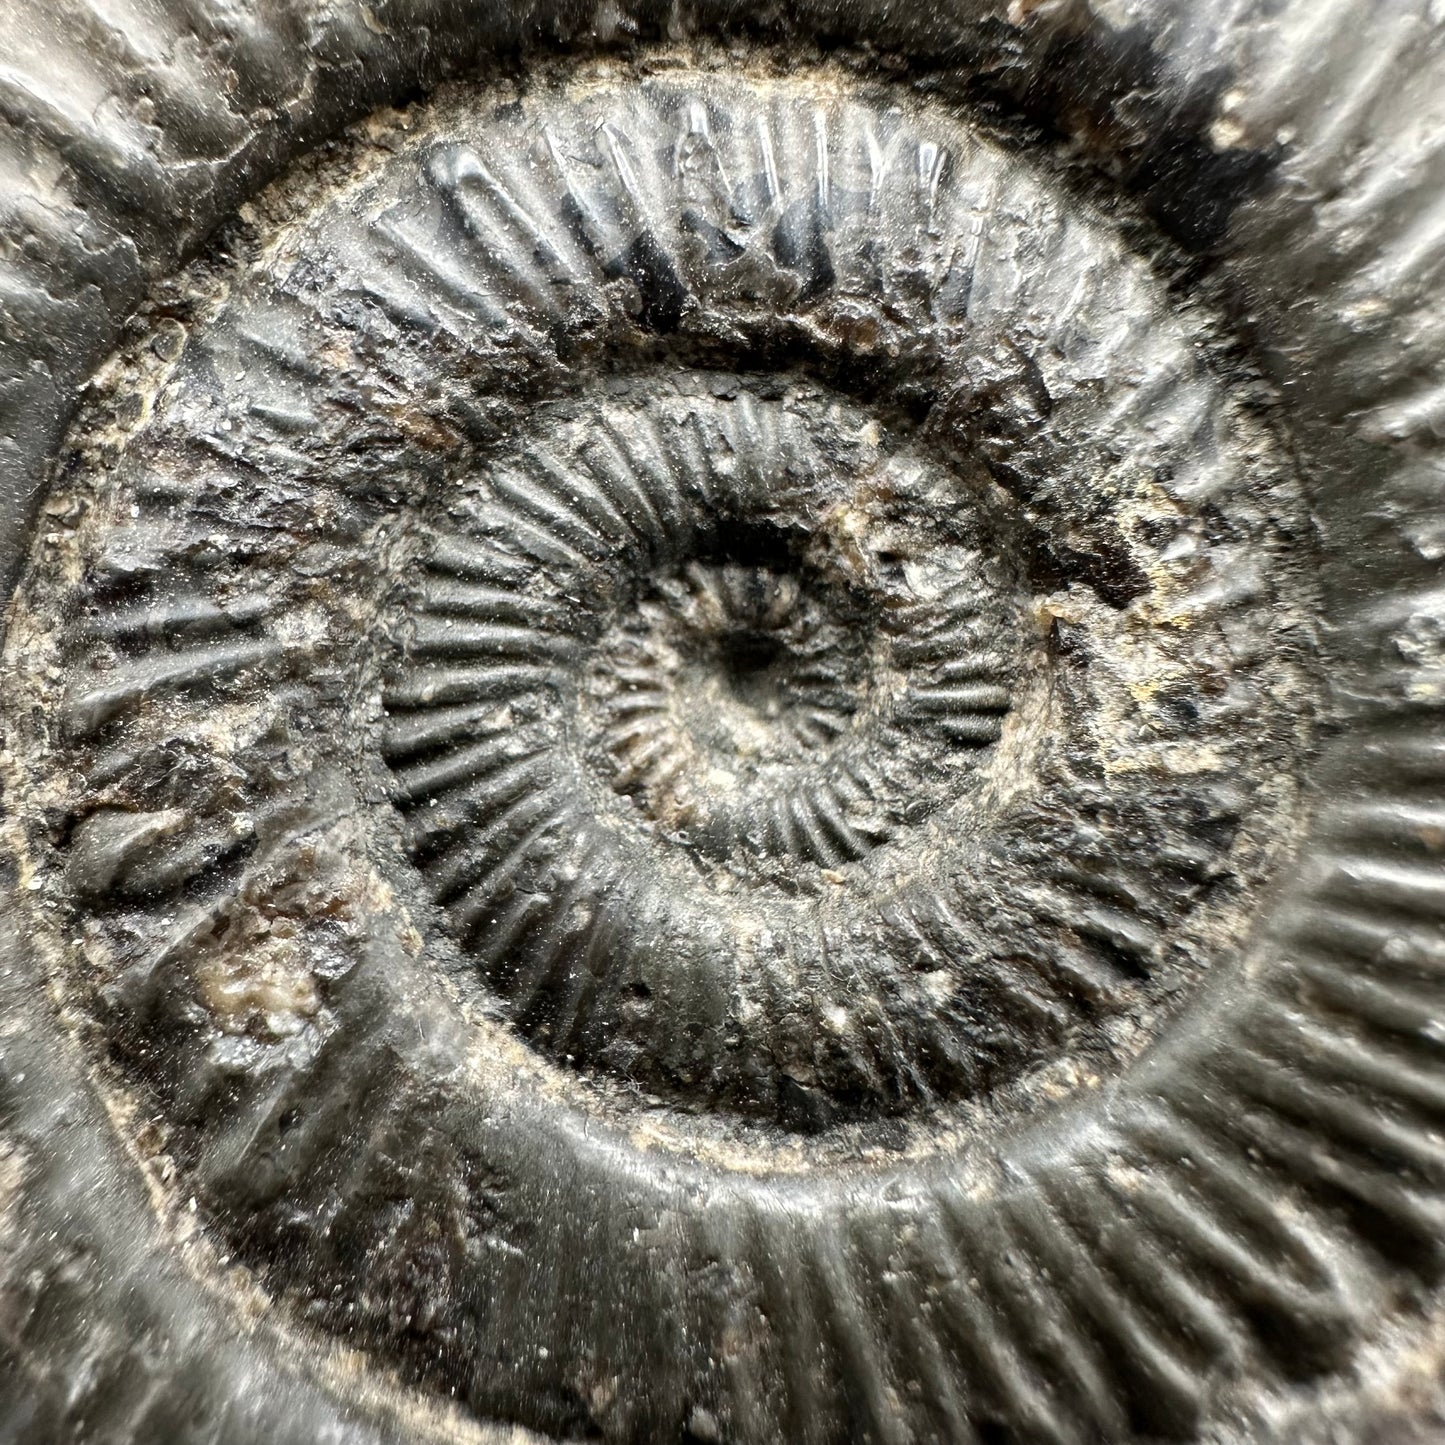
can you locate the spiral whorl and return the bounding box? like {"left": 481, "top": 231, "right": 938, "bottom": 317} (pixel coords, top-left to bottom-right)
{"left": 0, "top": 61, "right": 1341, "bottom": 1445}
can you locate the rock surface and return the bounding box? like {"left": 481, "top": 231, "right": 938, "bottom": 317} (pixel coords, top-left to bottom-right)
{"left": 0, "top": 3, "right": 1441, "bottom": 1443}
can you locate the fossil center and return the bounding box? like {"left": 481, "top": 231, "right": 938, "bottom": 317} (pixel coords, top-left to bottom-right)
{"left": 583, "top": 544, "right": 884, "bottom": 844}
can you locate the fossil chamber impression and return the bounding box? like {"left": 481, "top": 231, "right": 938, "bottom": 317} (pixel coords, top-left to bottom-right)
{"left": 0, "top": 5, "right": 1442, "bottom": 1445}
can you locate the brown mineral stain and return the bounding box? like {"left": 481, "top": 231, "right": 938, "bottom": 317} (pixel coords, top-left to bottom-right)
{"left": 195, "top": 938, "right": 321, "bottom": 1039}
{"left": 0, "top": 1145, "right": 27, "bottom": 1247}
{"left": 191, "top": 833, "right": 378, "bottom": 1038}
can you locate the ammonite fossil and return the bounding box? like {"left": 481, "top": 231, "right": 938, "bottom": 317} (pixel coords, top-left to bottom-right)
{"left": 0, "top": 5, "right": 1441, "bottom": 1444}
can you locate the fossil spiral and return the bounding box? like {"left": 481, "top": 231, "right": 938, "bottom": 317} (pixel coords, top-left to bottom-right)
{"left": 0, "top": 8, "right": 1442, "bottom": 1445}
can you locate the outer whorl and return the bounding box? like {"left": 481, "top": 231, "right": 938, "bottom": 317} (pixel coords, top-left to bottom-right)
{"left": 0, "top": 18, "right": 1441, "bottom": 1445}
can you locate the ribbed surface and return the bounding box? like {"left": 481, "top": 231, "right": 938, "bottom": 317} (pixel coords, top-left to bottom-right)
{"left": 0, "top": 2, "right": 1441, "bottom": 1442}
{"left": 0, "top": 62, "right": 1340, "bottom": 1444}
